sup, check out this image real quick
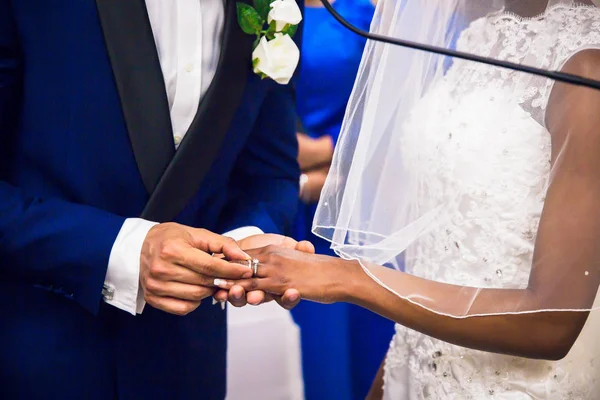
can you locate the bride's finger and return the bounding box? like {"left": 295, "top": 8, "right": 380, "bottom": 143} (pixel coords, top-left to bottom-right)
{"left": 275, "top": 289, "right": 301, "bottom": 310}
{"left": 215, "top": 277, "right": 285, "bottom": 295}
{"left": 213, "top": 278, "right": 257, "bottom": 291}
{"left": 226, "top": 259, "right": 275, "bottom": 279}
{"left": 261, "top": 292, "right": 276, "bottom": 303}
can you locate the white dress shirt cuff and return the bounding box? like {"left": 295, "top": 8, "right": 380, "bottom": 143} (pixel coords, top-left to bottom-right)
{"left": 105, "top": 222, "right": 262, "bottom": 316}
{"left": 104, "top": 218, "right": 158, "bottom": 315}
{"left": 223, "top": 226, "right": 264, "bottom": 241}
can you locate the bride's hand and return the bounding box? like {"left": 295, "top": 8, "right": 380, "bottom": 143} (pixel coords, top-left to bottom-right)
{"left": 237, "top": 233, "right": 300, "bottom": 251}
{"left": 213, "top": 235, "right": 315, "bottom": 308}
{"left": 216, "top": 245, "right": 349, "bottom": 304}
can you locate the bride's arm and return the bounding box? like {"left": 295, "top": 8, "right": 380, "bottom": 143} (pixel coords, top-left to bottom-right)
{"left": 221, "top": 50, "right": 600, "bottom": 360}
{"left": 366, "top": 359, "right": 385, "bottom": 400}
{"left": 349, "top": 48, "right": 600, "bottom": 358}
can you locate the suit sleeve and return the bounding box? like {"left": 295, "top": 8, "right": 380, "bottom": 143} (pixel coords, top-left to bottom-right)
{"left": 0, "top": 0, "right": 126, "bottom": 315}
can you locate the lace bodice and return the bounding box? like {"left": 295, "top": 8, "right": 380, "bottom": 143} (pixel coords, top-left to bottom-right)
{"left": 450, "top": 4, "right": 600, "bottom": 125}
{"left": 384, "top": 5, "right": 600, "bottom": 399}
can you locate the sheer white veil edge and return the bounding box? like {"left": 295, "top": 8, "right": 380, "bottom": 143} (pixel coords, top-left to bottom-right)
{"left": 312, "top": 0, "right": 600, "bottom": 317}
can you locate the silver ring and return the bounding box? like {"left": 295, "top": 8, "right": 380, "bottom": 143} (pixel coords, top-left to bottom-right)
{"left": 230, "top": 259, "right": 260, "bottom": 276}
{"left": 250, "top": 258, "right": 259, "bottom": 277}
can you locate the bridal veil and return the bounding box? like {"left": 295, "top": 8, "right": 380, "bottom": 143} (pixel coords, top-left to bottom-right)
{"left": 313, "top": 0, "right": 600, "bottom": 317}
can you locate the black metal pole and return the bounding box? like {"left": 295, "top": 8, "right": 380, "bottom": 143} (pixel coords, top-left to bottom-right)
{"left": 319, "top": 0, "right": 600, "bottom": 91}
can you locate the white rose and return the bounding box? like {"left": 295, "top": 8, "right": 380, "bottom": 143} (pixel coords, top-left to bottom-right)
{"left": 268, "top": 0, "right": 302, "bottom": 32}
{"left": 252, "top": 33, "right": 300, "bottom": 85}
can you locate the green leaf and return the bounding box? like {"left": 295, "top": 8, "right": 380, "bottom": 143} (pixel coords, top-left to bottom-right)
{"left": 266, "top": 20, "right": 277, "bottom": 40}
{"left": 281, "top": 23, "right": 298, "bottom": 38}
{"left": 253, "top": 0, "right": 271, "bottom": 21}
{"left": 236, "top": 3, "right": 264, "bottom": 35}
{"left": 252, "top": 58, "right": 260, "bottom": 70}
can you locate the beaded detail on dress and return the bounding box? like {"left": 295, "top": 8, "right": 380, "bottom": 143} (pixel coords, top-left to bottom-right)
{"left": 383, "top": 5, "right": 600, "bottom": 399}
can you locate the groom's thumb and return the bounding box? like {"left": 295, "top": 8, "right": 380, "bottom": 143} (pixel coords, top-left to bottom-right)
{"left": 295, "top": 240, "right": 315, "bottom": 254}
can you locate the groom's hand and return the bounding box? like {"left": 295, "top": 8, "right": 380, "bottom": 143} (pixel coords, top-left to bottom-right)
{"left": 213, "top": 234, "right": 315, "bottom": 309}
{"left": 140, "top": 223, "right": 253, "bottom": 316}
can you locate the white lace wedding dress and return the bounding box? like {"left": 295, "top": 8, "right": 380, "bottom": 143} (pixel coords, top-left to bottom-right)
{"left": 383, "top": 5, "right": 600, "bottom": 399}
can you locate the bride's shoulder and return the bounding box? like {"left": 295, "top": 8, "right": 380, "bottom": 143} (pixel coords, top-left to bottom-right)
{"left": 547, "top": 5, "right": 600, "bottom": 45}
{"left": 546, "top": 48, "right": 600, "bottom": 145}
{"left": 551, "top": 5, "right": 600, "bottom": 35}
{"left": 561, "top": 49, "right": 600, "bottom": 79}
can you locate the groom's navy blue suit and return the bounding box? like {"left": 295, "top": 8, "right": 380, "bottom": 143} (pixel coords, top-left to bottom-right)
{"left": 0, "top": 0, "right": 302, "bottom": 398}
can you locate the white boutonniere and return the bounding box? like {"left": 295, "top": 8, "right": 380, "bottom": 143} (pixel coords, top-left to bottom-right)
{"left": 237, "top": 0, "right": 302, "bottom": 85}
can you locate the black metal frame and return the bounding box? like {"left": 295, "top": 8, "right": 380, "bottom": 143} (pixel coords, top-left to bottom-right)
{"left": 319, "top": 0, "right": 600, "bottom": 91}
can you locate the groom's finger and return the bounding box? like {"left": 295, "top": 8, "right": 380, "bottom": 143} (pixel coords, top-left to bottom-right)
{"left": 213, "top": 289, "right": 229, "bottom": 303}
{"left": 246, "top": 290, "right": 266, "bottom": 305}
{"left": 188, "top": 228, "right": 251, "bottom": 261}
{"left": 295, "top": 240, "right": 315, "bottom": 254}
{"left": 150, "top": 264, "right": 221, "bottom": 286}
{"left": 178, "top": 248, "right": 252, "bottom": 279}
{"left": 146, "top": 295, "right": 201, "bottom": 316}
{"left": 146, "top": 280, "right": 216, "bottom": 302}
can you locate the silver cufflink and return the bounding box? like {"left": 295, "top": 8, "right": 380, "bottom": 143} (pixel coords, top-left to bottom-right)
{"left": 102, "top": 284, "right": 115, "bottom": 301}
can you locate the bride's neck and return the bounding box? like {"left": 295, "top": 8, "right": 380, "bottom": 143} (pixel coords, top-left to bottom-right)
{"left": 505, "top": 0, "right": 594, "bottom": 17}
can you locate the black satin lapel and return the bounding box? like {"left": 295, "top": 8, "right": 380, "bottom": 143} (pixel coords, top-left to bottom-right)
{"left": 141, "top": 0, "right": 254, "bottom": 222}
{"left": 96, "top": 0, "right": 174, "bottom": 195}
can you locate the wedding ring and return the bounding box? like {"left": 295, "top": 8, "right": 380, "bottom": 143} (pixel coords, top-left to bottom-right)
{"left": 230, "top": 259, "right": 259, "bottom": 277}
{"left": 250, "top": 258, "right": 259, "bottom": 277}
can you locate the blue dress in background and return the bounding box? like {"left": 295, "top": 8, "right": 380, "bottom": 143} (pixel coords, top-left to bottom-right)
{"left": 292, "top": 1, "right": 395, "bottom": 399}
